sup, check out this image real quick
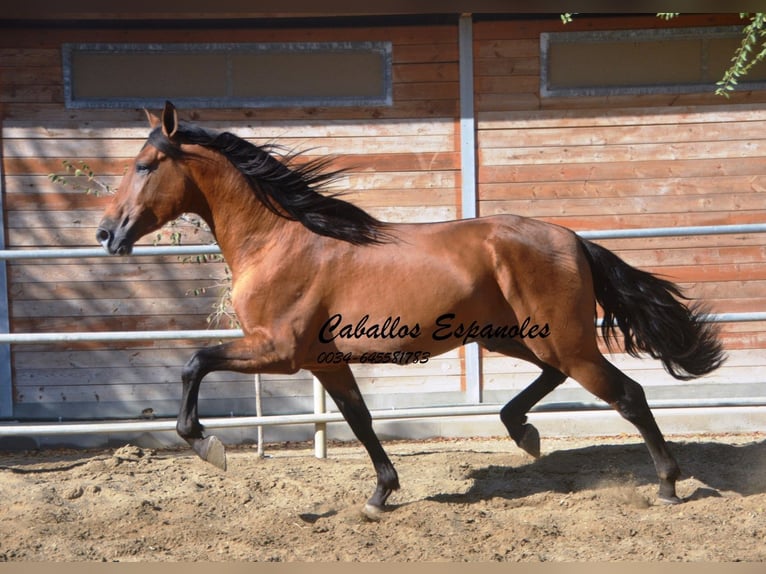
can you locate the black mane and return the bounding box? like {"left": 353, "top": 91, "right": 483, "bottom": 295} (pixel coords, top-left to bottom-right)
{"left": 147, "top": 123, "right": 392, "bottom": 245}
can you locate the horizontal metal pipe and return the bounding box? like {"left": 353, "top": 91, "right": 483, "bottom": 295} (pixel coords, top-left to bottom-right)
{"left": 594, "top": 311, "right": 766, "bottom": 328}
{"left": 1, "top": 223, "right": 765, "bottom": 261}
{"left": 0, "top": 244, "right": 221, "bottom": 260}
{"left": 2, "top": 312, "right": 763, "bottom": 344}
{"left": 578, "top": 222, "right": 766, "bottom": 240}
{"left": 0, "top": 329, "right": 243, "bottom": 344}
{"left": 1, "top": 401, "right": 764, "bottom": 437}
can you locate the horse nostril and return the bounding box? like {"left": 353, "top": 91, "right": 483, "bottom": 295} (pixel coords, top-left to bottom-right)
{"left": 96, "top": 228, "right": 111, "bottom": 245}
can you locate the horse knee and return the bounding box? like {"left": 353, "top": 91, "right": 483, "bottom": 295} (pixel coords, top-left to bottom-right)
{"left": 182, "top": 351, "right": 206, "bottom": 383}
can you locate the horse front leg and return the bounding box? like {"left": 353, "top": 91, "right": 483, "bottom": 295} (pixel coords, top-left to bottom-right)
{"left": 177, "top": 338, "right": 291, "bottom": 471}
{"left": 177, "top": 346, "right": 227, "bottom": 470}
{"left": 313, "top": 365, "right": 399, "bottom": 520}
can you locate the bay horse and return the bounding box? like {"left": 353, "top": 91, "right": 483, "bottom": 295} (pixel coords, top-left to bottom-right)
{"left": 97, "top": 101, "right": 724, "bottom": 518}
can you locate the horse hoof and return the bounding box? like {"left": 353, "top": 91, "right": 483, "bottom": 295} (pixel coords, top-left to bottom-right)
{"left": 194, "top": 436, "right": 227, "bottom": 471}
{"left": 517, "top": 423, "right": 541, "bottom": 458}
{"left": 658, "top": 494, "right": 683, "bottom": 505}
{"left": 362, "top": 503, "right": 384, "bottom": 522}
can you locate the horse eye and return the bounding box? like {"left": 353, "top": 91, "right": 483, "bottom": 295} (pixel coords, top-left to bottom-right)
{"left": 136, "top": 163, "right": 153, "bottom": 174}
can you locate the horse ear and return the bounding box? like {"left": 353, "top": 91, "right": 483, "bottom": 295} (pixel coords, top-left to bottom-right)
{"left": 144, "top": 108, "right": 161, "bottom": 129}
{"left": 161, "top": 100, "right": 179, "bottom": 140}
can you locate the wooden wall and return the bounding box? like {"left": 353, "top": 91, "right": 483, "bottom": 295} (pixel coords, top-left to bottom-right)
{"left": 1, "top": 13, "right": 765, "bottom": 430}
{"left": 475, "top": 15, "right": 766, "bottom": 408}
{"left": 1, "top": 21, "right": 465, "bottom": 421}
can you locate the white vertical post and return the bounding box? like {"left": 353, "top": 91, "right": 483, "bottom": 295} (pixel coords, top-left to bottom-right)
{"left": 0, "top": 136, "right": 11, "bottom": 418}
{"left": 313, "top": 376, "right": 327, "bottom": 458}
{"left": 459, "top": 13, "right": 483, "bottom": 404}
{"left": 254, "top": 373, "right": 264, "bottom": 457}
{"left": 459, "top": 12, "right": 477, "bottom": 220}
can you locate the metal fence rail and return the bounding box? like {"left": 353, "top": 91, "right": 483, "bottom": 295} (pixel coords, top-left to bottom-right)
{"left": 0, "top": 222, "right": 765, "bottom": 445}
{"left": 2, "top": 223, "right": 765, "bottom": 262}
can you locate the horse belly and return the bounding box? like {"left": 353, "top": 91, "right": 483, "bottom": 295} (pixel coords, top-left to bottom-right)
{"left": 310, "top": 245, "right": 514, "bottom": 364}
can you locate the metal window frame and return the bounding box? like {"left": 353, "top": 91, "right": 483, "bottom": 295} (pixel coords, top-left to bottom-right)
{"left": 62, "top": 41, "right": 393, "bottom": 109}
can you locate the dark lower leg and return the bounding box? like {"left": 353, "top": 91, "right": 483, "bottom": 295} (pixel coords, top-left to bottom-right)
{"left": 315, "top": 368, "right": 399, "bottom": 514}
{"left": 175, "top": 348, "right": 229, "bottom": 470}
{"left": 500, "top": 367, "right": 566, "bottom": 457}
{"left": 610, "top": 370, "right": 681, "bottom": 503}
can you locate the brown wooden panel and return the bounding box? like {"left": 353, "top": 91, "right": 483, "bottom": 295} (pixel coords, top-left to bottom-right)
{"left": 478, "top": 157, "right": 766, "bottom": 185}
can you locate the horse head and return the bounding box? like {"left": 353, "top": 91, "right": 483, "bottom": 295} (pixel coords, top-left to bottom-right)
{"left": 97, "top": 101, "right": 191, "bottom": 255}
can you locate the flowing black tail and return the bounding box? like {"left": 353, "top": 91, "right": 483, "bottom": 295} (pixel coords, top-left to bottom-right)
{"left": 578, "top": 238, "right": 726, "bottom": 380}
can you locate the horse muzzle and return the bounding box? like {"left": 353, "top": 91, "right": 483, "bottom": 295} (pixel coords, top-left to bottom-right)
{"left": 96, "top": 221, "right": 134, "bottom": 256}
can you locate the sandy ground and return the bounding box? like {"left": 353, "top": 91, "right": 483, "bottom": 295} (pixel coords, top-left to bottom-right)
{"left": 0, "top": 432, "right": 764, "bottom": 562}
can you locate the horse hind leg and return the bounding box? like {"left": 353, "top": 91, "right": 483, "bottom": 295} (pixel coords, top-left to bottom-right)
{"left": 500, "top": 365, "right": 567, "bottom": 458}
{"left": 569, "top": 357, "right": 682, "bottom": 504}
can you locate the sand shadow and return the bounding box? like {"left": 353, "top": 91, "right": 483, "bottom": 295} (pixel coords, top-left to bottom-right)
{"left": 427, "top": 438, "right": 766, "bottom": 505}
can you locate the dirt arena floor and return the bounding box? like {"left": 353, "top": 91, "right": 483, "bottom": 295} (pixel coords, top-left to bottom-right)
{"left": 0, "top": 432, "right": 764, "bottom": 562}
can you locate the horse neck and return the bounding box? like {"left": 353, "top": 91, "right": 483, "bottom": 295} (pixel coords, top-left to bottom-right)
{"left": 188, "top": 158, "right": 304, "bottom": 276}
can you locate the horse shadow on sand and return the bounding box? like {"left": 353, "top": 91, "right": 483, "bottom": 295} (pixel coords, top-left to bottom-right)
{"left": 422, "top": 438, "right": 766, "bottom": 506}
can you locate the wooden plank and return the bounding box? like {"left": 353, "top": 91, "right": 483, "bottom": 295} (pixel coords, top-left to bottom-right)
{"left": 3, "top": 133, "right": 457, "bottom": 158}
{"left": 478, "top": 157, "right": 766, "bottom": 185}
{"left": 6, "top": 185, "right": 457, "bottom": 218}
{"left": 4, "top": 98, "right": 460, "bottom": 123}
{"left": 478, "top": 205, "right": 766, "bottom": 230}
{"left": 539, "top": 90, "right": 766, "bottom": 113}
{"left": 367, "top": 205, "right": 455, "bottom": 223}
{"left": 5, "top": 192, "right": 113, "bottom": 211}
{"left": 0, "top": 67, "right": 61, "bottom": 86}
{"left": 596, "top": 233, "right": 766, "bottom": 252}
{"left": 3, "top": 151, "right": 460, "bottom": 176}
{"left": 31, "top": 168, "right": 469, "bottom": 196}
{"left": 393, "top": 43, "right": 458, "bottom": 65}
{"left": 394, "top": 62, "right": 459, "bottom": 83}
{"left": 11, "top": 296, "right": 223, "bottom": 319}
{"left": 341, "top": 188, "right": 456, "bottom": 208}
{"left": 15, "top": 381, "right": 257, "bottom": 406}
{"left": 475, "top": 57, "right": 538, "bottom": 77}
{"left": 9, "top": 262, "right": 230, "bottom": 284}
{"left": 3, "top": 117, "right": 458, "bottom": 139}
{"left": 473, "top": 14, "right": 745, "bottom": 42}
{"left": 6, "top": 208, "right": 456, "bottom": 245}
{"left": 393, "top": 81, "right": 459, "bottom": 102}
{"left": 0, "top": 24, "right": 458, "bottom": 49}
{"left": 9, "top": 279, "right": 225, "bottom": 301}
{"left": 0, "top": 48, "right": 60, "bottom": 66}
{"left": 478, "top": 121, "right": 766, "bottom": 149}
{"left": 478, "top": 103, "right": 766, "bottom": 130}
{"left": 479, "top": 140, "right": 766, "bottom": 167}
{"left": 13, "top": 374, "right": 465, "bottom": 406}
{"left": 476, "top": 194, "right": 766, "bottom": 218}
{"left": 478, "top": 176, "right": 766, "bottom": 201}
{"left": 475, "top": 75, "right": 539, "bottom": 95}
{"left": 597, "top": 245, "right": 766, "bottom": 268}
{"left": 476, "top": 92, "right": 541, "bottom": 113}
{"left": 475, "top": 39, "right": 539, "bottom": 60}
{"left": 0, "top": 85, "right": 62, "bottom": 104}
